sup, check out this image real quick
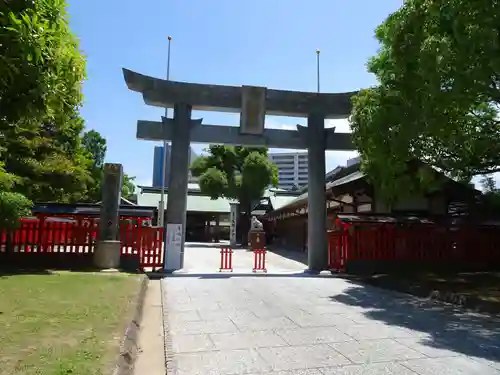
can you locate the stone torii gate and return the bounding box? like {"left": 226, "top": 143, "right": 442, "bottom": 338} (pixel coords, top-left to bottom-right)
{"left": 123, "top": 69, "right": 356, "bottom": 272}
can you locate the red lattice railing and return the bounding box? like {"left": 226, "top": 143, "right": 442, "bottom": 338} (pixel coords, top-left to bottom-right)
{"left": 0, "top": 214, "right": 164, "bottom": 271}
{"left": 328, "top": 222, "right": 500, "bottom": 273}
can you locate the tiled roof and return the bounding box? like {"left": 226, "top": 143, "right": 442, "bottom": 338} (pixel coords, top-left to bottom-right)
{"left": 138, "top": 192, "right": 231, "bottom": 213}
{"left": 137, "top": 187, "right": 298, "bottom": 213}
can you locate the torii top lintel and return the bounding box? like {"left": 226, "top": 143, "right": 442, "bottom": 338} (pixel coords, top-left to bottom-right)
{"left": 123, "top": 69, "right": 356, "bottom": 119}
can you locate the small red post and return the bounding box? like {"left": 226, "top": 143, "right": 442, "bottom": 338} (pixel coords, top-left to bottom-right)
{"left": 252, "top": 248, "right": 267, "bottom": 273}
{"left": 219, "top": 247, "right": 233, "bottom": 272}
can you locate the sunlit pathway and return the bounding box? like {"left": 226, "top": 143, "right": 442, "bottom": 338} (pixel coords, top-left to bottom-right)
{"left": 180, "top": 242, "right": 307, "bottom": 274}
{"left": 162, "top": 244, "right": 500, "bottom": 374}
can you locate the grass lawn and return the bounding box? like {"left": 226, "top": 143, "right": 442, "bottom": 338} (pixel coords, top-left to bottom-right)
{"left": 0, "top": 271, "right": 142, "bottom": 375}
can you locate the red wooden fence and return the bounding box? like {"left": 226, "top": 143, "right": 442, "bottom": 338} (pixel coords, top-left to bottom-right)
{"left": 0, "top": 215, "right": 164, "bottom": 271}
{"left": 328, "top": 222, "right": 500, "bottom": 273}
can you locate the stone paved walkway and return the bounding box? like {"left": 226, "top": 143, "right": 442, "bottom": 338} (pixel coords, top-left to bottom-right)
{"left": 162, "top": 244, "right": 500, "bottom": 374}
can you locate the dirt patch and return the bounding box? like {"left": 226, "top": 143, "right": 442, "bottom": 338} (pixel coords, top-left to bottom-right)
{"left": 351, "top": 271, "right": 500, "bottom": 314}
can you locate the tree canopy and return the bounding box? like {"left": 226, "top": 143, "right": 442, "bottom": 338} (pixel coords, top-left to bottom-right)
{"left": 479, "top": 175, "right": 500, "bottom": 216}
{"left": 81, "top": 130, "right": 106, "bottom": 202}
{"left": 0, "top": 1, "right": 135, "bottom": 227}
{"left": 0, "top": 162, "right": 32, "bottom": 229}
{"left": 0, "top": 0, "right": 92, "bottom": 204}
{"left": 350, "top": 0, "right": 500, "bottom": 201}
{"left": 190, "top": 145, "right": 278, "bottom": 214}
{"left": 81, "top": 130, "right": 136, "bottom": 202}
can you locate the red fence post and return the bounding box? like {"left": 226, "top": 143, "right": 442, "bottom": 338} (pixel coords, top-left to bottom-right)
{"left": 252, "top": 248, "right": 267, "bottom": 273}
{"left": 219, "top": 247, "right": 233, "bottom": 272}
{"left": 328, "top": 231, "right": 342, "bottom": 271}
{"left": 328, "top": 232, "right": 334, "bottom": 269}
{"left": 154, "top": 227, "right": 164, "bottom": 271}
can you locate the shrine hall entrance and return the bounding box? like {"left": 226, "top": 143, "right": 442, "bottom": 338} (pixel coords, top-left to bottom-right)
{"left": 185, "top": 212, "right": 229, "bottom": 243}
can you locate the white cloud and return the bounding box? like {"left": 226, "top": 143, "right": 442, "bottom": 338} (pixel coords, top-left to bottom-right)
{"left": 325, "top": 118, "right": 351, "bottom": 132}
{"left": 325, "top": 119, "right": 358, "bottom": 171}
{"left": 265, "top": 119, "right": 297, "bottom": 131}
{"left": 471, "top": 172, "right": 500, "bottom": 190}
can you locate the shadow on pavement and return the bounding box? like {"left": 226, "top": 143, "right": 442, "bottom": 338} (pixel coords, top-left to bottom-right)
{"left": 153, "top": 271, "right": 334, "bottom": 279}
{"left": 184, "top": 243, "right": 228, "bottom": 249}
{"left": 266, "top": 247, "right": 308, "bottom": 265}
{"left": 330, "top": 282, "right": 500, "bottom": 363}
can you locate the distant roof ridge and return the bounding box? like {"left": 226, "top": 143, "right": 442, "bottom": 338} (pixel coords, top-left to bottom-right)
{"left": 328, "top": 161, "right": 361, "bottom": 183}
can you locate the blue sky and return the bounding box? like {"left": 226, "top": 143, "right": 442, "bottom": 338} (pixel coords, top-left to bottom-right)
{"left": 67, "top": 0, "right": 405, "bottom": 186}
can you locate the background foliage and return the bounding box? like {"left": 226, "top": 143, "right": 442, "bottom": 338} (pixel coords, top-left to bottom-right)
{"left": 191, "top": 145, "right": 278, "bottom": 242}
{"left": 350, "top": 0, "right": 500, "bottom": 201}
{"left": 0, "top": 1, "right": 135, "bottom": 227}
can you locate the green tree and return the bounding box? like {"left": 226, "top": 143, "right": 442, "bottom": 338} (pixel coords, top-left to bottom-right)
{"left": 81, "top": 129, "right": 136, "bottom": 202}
{"left": 121, "top": 174, "right": 136, "bottom": 201}
{"left": 81, "top": 130, "right": 106, "bottom": 201}
{"left": 480, "top": 175, "right": 498, "bottom": 194}
{"left": 350, "top": 0, "right": 500, "bottom": 201}
{"left": 0, "top": 162, "right": 32, "bottom": 229}
{"left": 190, "top": 145, "right": 278, "bottom": 243}
{"left": 82, "top": 130, "right": 107, "bottom": 170}
{"left": 479, "top": 175, "right": 500, "bottom": 216}
{"left": 0, "top": 0, "right": 92, "bottom": 203}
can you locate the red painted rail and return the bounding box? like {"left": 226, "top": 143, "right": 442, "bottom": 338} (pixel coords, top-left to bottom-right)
{"left": 219, "top": 247, "right": 233, "bottom": 272}
{"left": 0, "top": 214, "right": 164, "bottom": 271}
{"left": 328, "top": 222, "right": 500, "bottom": 272}
{"left": 252, "top": 248, "right": 267, "bottom": 273}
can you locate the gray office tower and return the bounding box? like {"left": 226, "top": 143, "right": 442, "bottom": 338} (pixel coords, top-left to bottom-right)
{"left": 152, "top": 145, "right": 198, "bottom": 188}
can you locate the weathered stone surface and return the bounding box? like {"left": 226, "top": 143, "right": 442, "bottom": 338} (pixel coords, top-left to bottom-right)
{"left": 136, "top": 120, "right": 354, "bottom": 150}
{"left": 93, "top": 240, "right": 121, "bottom": 269}
{"left": 320, "top": 363, "right": 417, "bottom": 374}
{"left": 123, "top": 68, "right": 355, "bottom": 118}
{"left": 99, "top": 163, "right": 123, "bottom": 242}
{"left": 240, "top": 85, "right": 266, "bottom": 135}
{"left": 330, "top": 339, "right": 424, "bottom": 364}
{"left": 301, "top": 112, "right": 328, "bottom": 272}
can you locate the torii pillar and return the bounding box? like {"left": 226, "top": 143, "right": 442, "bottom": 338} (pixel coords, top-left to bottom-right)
{"left": 298, "top": 112, "right": 328, "bottom": 271}
{"left": 162, "top": 104, "right": 202, "bottom": 270}
{"left": 122, "top": 68, "right": 356, "bottom": 272}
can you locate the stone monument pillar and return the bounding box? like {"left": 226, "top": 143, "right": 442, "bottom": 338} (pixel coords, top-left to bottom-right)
{"left": 229, "top": 202, "right": 238, "bottom": 246}
{"left": 94, "top": 163, "right": 123, "bottom": 269}
{"left": 163, "top": 103, "right": 202, "bottom": 271}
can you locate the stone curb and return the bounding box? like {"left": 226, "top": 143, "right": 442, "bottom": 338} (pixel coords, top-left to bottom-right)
{"left": 113, "top": 274, "right": 149, "bottom": 375}
{"left": 160, "top": 278, "right": 177, "bottom": 375}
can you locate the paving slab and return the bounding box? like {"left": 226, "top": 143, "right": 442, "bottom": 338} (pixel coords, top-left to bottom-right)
{"left": 162, "top": 243, "right": 500, "bottom": 374}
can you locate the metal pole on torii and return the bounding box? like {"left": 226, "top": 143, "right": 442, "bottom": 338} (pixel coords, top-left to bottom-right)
{"left": 316, "top": 49, "right": 321, "bottom": 93}
{"left": 301, "top": 48, "right": 328, "bottom": 272}
{"left": 158, "top": 35, "right": 172, "bottom": 228}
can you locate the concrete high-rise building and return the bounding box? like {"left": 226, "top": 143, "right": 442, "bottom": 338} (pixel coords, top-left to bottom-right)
{"left": 152, "top": 145, "right": 198, "bottom": 188}
{"left": 269, "top": 151, "right": 308, "bottom": 190}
